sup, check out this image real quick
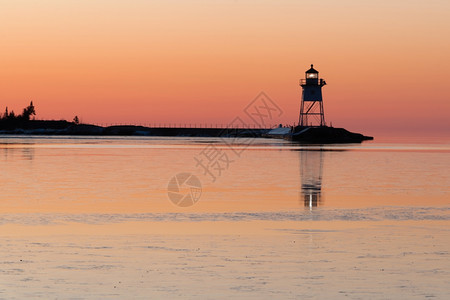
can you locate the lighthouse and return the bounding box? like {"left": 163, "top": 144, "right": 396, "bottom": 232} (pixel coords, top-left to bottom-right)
{"left": 299, "top": 64, "right": 326, "bottom": 127}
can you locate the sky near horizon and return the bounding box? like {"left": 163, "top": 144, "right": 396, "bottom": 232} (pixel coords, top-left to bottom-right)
{"left": 0, "top": 0, "right": 449, "bottom": 136}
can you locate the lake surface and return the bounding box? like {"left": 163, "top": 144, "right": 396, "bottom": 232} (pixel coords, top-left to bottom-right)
{"left": 0, "top": 135, "right": 449, "bottom": 298}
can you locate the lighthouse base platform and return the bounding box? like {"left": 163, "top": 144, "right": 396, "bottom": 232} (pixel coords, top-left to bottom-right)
{"left": 288, "top": 126, "right": 373, "bottom": 143}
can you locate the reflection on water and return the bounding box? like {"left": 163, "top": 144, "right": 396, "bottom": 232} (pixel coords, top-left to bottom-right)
{"left": 0, "top": 135, "right": 449, "bottom": 214}
{"left": 300, "top": 150, "right": 324, "bottom": 209}
{"left": 22, "top": 147, "right": 34, "bottom": 160}
{"left": 0, "top": 136, "right": 449, "bottom": 299}
{"left": 1, "top": 146, "right": 35, "bottom": 161}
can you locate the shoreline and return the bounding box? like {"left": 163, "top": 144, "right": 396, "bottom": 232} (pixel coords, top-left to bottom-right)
{"left": 0, "top": 120, "right": 373, "bottom": 143}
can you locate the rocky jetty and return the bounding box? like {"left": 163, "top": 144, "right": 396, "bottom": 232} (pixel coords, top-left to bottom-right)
{"left": 0, "top": 120, "right": 265, "bottom": 137}
{"left": 0, "top": 120, "right": 373, "bottom": 143}
{"left": 289, "top": 126, "right": 373, "bottom": 143}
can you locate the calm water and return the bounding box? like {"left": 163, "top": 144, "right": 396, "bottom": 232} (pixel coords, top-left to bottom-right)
{"left": 0, "top": 135, "right": 449, "bottom": 298}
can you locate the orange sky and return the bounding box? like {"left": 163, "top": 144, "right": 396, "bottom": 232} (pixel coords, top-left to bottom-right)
{"left": 0, "top": 0, "right": 449, "bottom": 136}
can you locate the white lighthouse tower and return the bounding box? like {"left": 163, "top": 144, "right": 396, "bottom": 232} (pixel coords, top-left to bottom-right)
{"left": 299, "top": 64, "right": 326, "bottom": 127}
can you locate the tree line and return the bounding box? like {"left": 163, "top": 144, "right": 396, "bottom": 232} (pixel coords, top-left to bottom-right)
{"left": 1, "top": 101, "right": 36, "bottom": 121}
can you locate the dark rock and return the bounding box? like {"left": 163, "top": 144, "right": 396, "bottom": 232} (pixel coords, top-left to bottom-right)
{"left": 289, "top": 126, "right": 373, "bottom": 143}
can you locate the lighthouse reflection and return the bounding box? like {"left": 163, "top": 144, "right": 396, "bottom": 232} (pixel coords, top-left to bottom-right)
{"left": 299, "top": 150, "right": 324, "bottom": 209}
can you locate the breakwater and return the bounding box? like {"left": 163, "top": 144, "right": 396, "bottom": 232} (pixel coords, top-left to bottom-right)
{"left": 0, "top": 120, "right": 373, "bottom": 143}
{"left": 0, "top": 120, "right": 268, "bottom": 137}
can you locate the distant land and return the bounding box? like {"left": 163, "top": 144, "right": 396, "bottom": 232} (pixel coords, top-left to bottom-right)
{"left": 0, "top": 102, "right": 373, "bottom": 143}
{"left": 0, "top": 119, "right": 263, "bottom": 137}
{"left": 0, "top": 119, "right": 373, "bottom": 143}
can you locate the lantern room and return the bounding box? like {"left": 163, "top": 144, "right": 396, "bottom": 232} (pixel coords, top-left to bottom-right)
{"left": 305, "top": 64, "right": 319, "bottom": 84}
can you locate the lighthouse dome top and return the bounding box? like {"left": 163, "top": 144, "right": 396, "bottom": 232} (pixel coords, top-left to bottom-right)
{"left": 306, "top": 64, "right": 318, "bottom": 74}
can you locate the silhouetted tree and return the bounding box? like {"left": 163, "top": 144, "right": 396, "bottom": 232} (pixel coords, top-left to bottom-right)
{"left": 73, "top": 116, "right": 80, "bottom": 124}
{"left": 21, "top": 101, "right": 36, "bottom": 121}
